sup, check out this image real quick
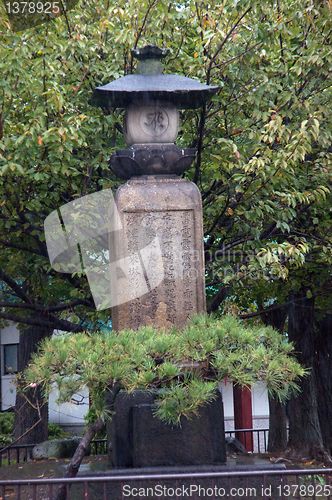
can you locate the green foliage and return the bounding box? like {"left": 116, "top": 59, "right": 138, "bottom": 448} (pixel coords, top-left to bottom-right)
{"left": 0, "top": 412, "right": 14, "bottom": 435}
{"left": 22, "top": 315, "right": 306, "bottom": 425}
{"left": 0, "top": 414, "right": 68, "bottom": 446}
{"left": 0, "top": 0, "right": 331, "bottom": 330}
{"left": 0, "top": 412, "right": 14, "bottom": 446}
{"left": 48, "top": 423, "right": 69, "bottom": 439}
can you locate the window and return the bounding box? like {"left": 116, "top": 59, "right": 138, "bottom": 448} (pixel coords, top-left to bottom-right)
{"left": 4, "top": 344, "right": 18, "bottom": 374}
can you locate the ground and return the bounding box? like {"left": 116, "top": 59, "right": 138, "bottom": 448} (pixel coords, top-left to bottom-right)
{"left": 0, "top": 454, "right": 331, "bottom": 499}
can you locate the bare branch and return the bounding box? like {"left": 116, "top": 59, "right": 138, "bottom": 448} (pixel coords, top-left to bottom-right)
{"left": 207, "top": 286, "right": 230, "bottom": 313}
{"left": 206, "top": 6, "right": 252, "bottom": 84}
{"left": 0, "top": 299, "right": 93, "bottom": 312}
{"left": 193, "top": 105, "right": 207, "bottom": 185}
{"left": 0, "top": 239, "right": 46, "bottom": 257}
{"left": 0, "top": 312, "right": 83, "bottom": 332}
{"left": 0, "top": 268, "right": 31, "bottom": 303}
{"left": 0, "top": 391, "right": 43, "bottom": 452}
{"left": 211, "top": 41, "right": 262, "bottom": 74}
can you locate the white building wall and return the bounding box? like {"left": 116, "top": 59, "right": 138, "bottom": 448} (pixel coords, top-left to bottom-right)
{"left": 1, "top": 324, "right": 19, "bottom": 410}
{"left": 48, "top": 385, "right": 88, "bottom": 431}
{"left": 252, "top": 381, "right": 270, "bottom": 428}
{"left": 221, "top": 380, "right": 269, "bottom": 431}
{"left": 0, "top": 324, "right": 89, "bottom": 428}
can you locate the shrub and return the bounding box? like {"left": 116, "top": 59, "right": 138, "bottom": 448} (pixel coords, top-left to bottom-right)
{"left": 48, "top": 423, "right": 69, "bottom": 440}
{"left": 0, "top": 412, "right": 14, "bottom": 446}
{"left": 21, "top": 315, "right": 306, "bottom": 425}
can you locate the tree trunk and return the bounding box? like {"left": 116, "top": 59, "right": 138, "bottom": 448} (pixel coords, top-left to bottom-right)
{"left": 55, "top": 385, "right": 118, "bottom": 500}
{"left": 14, "top": 325, "right": 52, "bottom": 445}
{"left": 268, "top": 396, "right": 287, "bottom": 452}
{"left": 261, "top": 306, "right": 288, "bottom": 452}
{"left": 55, "top": 418, "right": 104, "bottom": 500}
{"left": 286, "top": 294, "right": 331, "bottom": 462}
{"left": 314, "top": 313, "right": 332, "bottom": 454}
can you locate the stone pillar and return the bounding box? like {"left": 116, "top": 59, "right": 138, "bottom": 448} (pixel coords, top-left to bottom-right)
{"left": 107, "top": 174, "right": 227, "bottom": 468}
{"left": 111, "top": 175, "right": 206, "bottom": 331}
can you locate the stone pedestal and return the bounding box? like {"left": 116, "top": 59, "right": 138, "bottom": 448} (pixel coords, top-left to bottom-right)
{"left": 109, "top": 389, "right": 226, "bottom": 468}
{"left": 111, "top": 175, "right": 206, "bottom": 331}
{"left": 106, "top": 175, "right": 224, "bottom": 470}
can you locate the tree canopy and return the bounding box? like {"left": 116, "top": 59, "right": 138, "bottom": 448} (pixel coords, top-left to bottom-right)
{"left": 0, "top": 0, "right": 331, "bottom": 326}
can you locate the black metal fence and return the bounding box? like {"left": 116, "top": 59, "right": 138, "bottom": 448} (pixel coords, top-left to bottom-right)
{"left": 0, "top": 429, "right": 271, "bottom": 466}
{"left": 225, "top": 427, "right": 270, "bottom": 453}
{"left": 0, "top": 443, "right": 34, "bottom": 466}
{"left": 90, "top": 438, "right": 108, "bottom": 456}
{"left": 0, "top": 438, "right": 108, "bottom": 466}
{"left": 0, "top": 468, "right": 331, "bottom": 499}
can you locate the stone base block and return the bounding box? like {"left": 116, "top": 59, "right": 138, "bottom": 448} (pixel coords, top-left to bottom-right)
{"left": 109, "top": 389, "right": 226, "bottom": 468}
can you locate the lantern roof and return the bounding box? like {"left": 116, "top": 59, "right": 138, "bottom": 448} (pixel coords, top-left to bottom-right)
{"left": 92, "top": 45, "right": 219, "bottom": 109}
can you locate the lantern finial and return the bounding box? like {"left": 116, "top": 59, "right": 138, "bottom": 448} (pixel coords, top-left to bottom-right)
{"left": 132, "top": 45, "right": 169, "bottom": 75}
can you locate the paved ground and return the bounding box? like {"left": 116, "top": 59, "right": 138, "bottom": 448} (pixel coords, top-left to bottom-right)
{"left": 0, "top": 456, "right": 109, "bottom": 500}
{"left": 0, "top": 455, "right": 108, "bottom": 480}
{"left": 0, "top": 454, "right": 324, "bottom": 500}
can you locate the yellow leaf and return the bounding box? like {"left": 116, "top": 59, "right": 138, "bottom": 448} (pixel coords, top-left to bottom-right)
{"left": 202, "top": 14, "right": 215, "bottom": 28}
{"left": 194, "top": 52, "right": 199, "bottom": 58}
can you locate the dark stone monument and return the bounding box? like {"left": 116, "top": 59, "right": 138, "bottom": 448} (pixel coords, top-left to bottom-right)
{"left": 109, "top": 389, "right": 226, "bottom": 468}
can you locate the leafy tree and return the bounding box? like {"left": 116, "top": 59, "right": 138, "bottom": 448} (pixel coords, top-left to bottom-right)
{"left": 0, "top": 0, "right": 331, "bottom": 453}
{"left": 0, "top": 0, "right": 330, "bottom": 329}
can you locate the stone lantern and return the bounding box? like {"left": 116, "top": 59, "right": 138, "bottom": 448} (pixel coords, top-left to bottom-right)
{"left": 92, "top": 46, "right": 226, "bottom": 470}
{"left": 93, "top": 45, "right": 225, "bottom": 468}
{"left": 92, "top": 45, "right": 217, "bottom": 180}
{"left": 92, "top": 45, "right": 219, "bottom": 332}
